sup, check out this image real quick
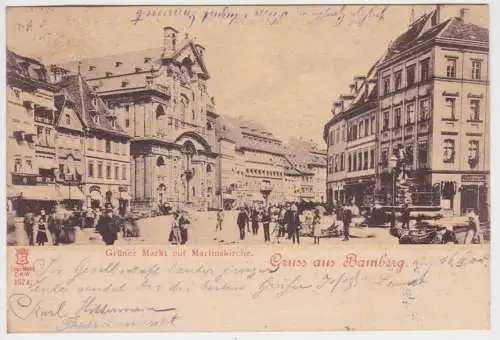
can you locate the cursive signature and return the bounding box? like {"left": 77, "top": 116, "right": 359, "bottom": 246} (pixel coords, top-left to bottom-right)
{"left": 8, "top": 294, "right": 68, "bottom": 320}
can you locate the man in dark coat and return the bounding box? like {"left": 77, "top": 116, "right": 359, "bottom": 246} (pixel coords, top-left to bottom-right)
{"left": 96, "top": 207, "right": 121, "bottom": 245}
{"left": 401, "top": 204, "right": 411, "bottom": 229}
{"left": 287, "top": 204, "right": 301, "bottom": 244}
{"left": 237, "top": 207, "right": 249, "bottom": 240}
{"left": 24, "top": 212, "right": 35, "bottom": 246}
{"left": 178, "top": 211, "right": 190, "bottom": 245}
{"left": 262, "top": 208, "right": 271, "bottom": 243}
{"left": 342, "top": 204, "right": 353, "bottom": 241}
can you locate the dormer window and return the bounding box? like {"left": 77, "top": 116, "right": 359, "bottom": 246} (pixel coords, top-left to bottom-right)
{"left": 92, "top": 85, "right": 99, "bottom": 91}
{"left": 135, "top": 67, "right": 142, "bottom": 73}
{"left": 92, "top": 97, "right": 98, "bottom": 107}
{"left": 105, "top": 71, "right": 113, "bottom": 77}
{"left": 144, "top": 57, "right": 151, "bottom": 63}
{"left": 121, "top": 80, "right": 129, "bottom": 88}
{"left": 115, "top": 61, "right": 122, "bottom": 67}
{"left": 89, "top": 65, "right": 96, "bottom": 71}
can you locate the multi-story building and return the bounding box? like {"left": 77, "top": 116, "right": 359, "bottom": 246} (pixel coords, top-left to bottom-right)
{"left": 377, "top": 8, "right": 489, "bottom": 219}
{"left": 323, "top": 7, "right": 489, "bottom": 220}
{"left": 285, "top": 138, "right": 327, "bottom": 203}
{"left": 216, "top": 115, "right": 288, "bottom": 207}
{"left": 60, "top": 27, "right": 219, "bottom": 210}
{"left": 324, "top": 96, "right": 348, "bottom": 205}
{"left": 7, "top": 49, "right": 60, "bottom": 215}
{"left": 344, "top": 64, "right": 381, "bottom": 206}
{"left": 56, "top": 75, "right": 131, "bottom": 212}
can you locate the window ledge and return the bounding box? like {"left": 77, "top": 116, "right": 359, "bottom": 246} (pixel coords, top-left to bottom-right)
{"left": 467, "top": 120, "right": 483, "bottom": 123}
{"left": 442, "top": 118, "right": 459, "bottom": 122}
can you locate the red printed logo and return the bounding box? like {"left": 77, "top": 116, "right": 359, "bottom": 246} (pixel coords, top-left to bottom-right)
{"left": 15, "top": 248, "right": 30, "bottom": 266}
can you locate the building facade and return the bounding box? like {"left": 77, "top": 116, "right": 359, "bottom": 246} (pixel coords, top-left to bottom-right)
{"left": 323, "top": 7, "right": 489, "bottom": 220}
{"left": 60, "top": 27, "right": 219, "bottom": 210}
{"left": 7, "top": 49, "right": 60, "bottom": 215}
{"left": 56, "top": 75, "right": 131, "bottom": 213}
{"left": 377, "top": 8, "right": 489, "bottom": 218}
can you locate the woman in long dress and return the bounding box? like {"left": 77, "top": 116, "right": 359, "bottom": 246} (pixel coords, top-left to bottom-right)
{"left": 312, "top": 209, "right": 322, "bottom": 245}
{"left": 36, "top": 209, "right": 49, "bottom": 246}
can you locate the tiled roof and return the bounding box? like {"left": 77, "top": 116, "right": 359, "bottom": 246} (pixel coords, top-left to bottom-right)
{"left": 60, "top": 48, "right": 164, "bottom": 79}
{"left": 56, "top": 75, "right": 128, "bottom": 137}
{"left": 216, "top": 115, "right": 285, "bottom": 155}
{"left": 440, "top": 17, "right": 489, "bottom": 42}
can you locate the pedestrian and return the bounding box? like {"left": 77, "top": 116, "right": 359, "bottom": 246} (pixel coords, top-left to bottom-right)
{"left": 237, "top": 207, "right": 248, "bottom": 240}
{"left": 216, "top": 209, "right": 224, "bottom": 232}
{"left": 251, "top": 208, "right": 259, "bottom": 235}
{"left": 35, "top": 209, "right": 49, "bottom": 246}
{"left": 262, "top": 208, "right": 271, "bottom": 243}
{"left": 312, "top": 209, "right": 322, "bottom": 245}
{"left": 287, "top": 204, "right": 301, "bottom": 244}
{"left": 401, "top": 204, "right": 411, "bottom": 229}
{"left": 179, "top": 211, "right": 190, "bottom": 244}
{"left": 170, "top": 211, "right": 181, "bottom": 244}
{"left": 95, "top": 206, "right": 121, "bottom": 245}
{"left": 23, "top": 212, "right": 35, "bottom": 246}
{"left": 342, "top": 204, "right": 353, "bottom": 241}
{"left": 245, "top": 205, "right": 251, "bottom": 233}
{"left": 465, "top": 209, "right": 481, "bottom": 244}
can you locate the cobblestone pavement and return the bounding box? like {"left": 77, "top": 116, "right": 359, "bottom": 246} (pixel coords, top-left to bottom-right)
{"left": 74, "top": 211, "right": 398, "bottom": 246}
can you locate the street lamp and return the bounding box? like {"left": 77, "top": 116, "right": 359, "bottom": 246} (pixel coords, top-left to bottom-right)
{"left": 388, "top": 155, "right": 398, "bottom": 229}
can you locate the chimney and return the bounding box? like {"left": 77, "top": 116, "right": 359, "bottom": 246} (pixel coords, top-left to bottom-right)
{"left": 435, "top": 5, "right": 441, "bottom": 25}
{"left": 163, "top": 26, "right": 179, "bottom": 55}
{"left": 460, "top": 8, "right": 470, "bottom": 23}
{"left": 349, "top": 84, "right": 356, "bottom": 94}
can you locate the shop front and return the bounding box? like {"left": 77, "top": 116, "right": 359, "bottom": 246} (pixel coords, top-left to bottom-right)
{"left": 460, "top": 174, "right": 489, "bottom": 222}
{"left": 344, "top": 176, "right": 376, "bottom": 207}
{"left": 118, "top": 187, "right": 131, "bottom": 215}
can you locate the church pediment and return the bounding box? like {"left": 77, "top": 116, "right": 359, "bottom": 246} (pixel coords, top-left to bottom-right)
{"left": 171, "top": 42, "right": 210, "bottom": 80}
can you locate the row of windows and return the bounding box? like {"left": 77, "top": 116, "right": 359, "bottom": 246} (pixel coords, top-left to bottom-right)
{"left": 381, "top": 98, "right": 429, "bottom": 131}
{"left": 442, "top": 139, "right": 480, "bottom": 169}
{"left": 347, "top": 116, "right": 376, "bottom": 141}
{"left": 88, "top": 161, "right": 127, "bottom": 180}
{"left": 443, "top": 97, "right": 482, "bottom": 121}
{"left": 246, "top": 168, "right": 283, "bottom": 177}
{"left": 328, "top": 126, "right": 345, "bottom": 146}
{"left": 87, "top": 137, "right": 128, "bottom": 155}
{"left": 381, "top": 58, "right": 483, "bottom": 96}
{"left": 36, "top": 126, "right": 54, "bottom": 147}
{"left": 347, "top": 149, "right": 376, "bottom": 172}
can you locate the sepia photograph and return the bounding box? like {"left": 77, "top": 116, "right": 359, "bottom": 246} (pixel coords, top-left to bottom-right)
{"left": 3, "top": 3, "right": 492, "bottom": 333}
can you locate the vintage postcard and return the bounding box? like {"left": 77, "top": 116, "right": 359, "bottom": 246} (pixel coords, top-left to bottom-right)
{"left": 4, "top": 3, "right": 490, "bottom": 333}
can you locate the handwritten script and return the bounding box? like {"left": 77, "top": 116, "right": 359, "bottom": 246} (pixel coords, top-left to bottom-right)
{"left": 7, "top": 247, "right": 489, "bottom": 332}
{"left": 130, "top": 6, "right": 389, "bottom": 27}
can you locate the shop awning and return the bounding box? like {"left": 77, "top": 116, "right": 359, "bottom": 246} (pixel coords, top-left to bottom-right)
{"left": 36, "top": 157, "right": 57, "bottom": 171}
{"left": 119, "top": 191, "right": 131, "bottom": 200}
{"left": 17, "top": 185, "right": 60, "bottom": 201}
{"left": 57, "top": 185, "right": 85, "bottom": 200}
{"left": 7, "top": 184, "right": 22, "bottom": 198}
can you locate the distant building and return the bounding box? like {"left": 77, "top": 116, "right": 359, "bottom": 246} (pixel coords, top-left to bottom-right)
{"left": 285, "top": 138, "right": 327, "bottom": 203}
{"left": 216, "top": 115, "right": 288, "bottom": 207}
{"left": 60, "top": 27, "right": 219, "bottom": 210}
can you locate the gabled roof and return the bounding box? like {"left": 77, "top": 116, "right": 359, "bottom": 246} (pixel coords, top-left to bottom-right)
{"left": 384, "top": 10, "right": 488, "bottom": 61}
{"left": 440, "top": 17, "right": 489, "bottom": 42}
{"left": 56, "top": 74, "right": 129, "bottom": 137}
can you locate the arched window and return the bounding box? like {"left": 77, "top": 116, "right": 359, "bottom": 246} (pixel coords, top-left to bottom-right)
{"left": 156, "top": 105, "right": 166, "bottom": 119}
{"left": 206, "top": 122, "right": 213, "bottom": 130}
{"left": 157, "top": 156, "right": 165, "bottom": 167}
{"left": 206, "top": 164, "right": 212, "bottom": 173}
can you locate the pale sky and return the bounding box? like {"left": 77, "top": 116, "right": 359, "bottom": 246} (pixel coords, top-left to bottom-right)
{"left": 6, "top": 4, "right": 489, "bottom": 146}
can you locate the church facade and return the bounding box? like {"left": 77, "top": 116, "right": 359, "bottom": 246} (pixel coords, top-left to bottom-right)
{"left": 59, "top": 27, "right": 219, "bottom": 210}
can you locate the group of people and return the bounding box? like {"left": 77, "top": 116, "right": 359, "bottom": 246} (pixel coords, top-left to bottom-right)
{"left": 169, "top": 210, "right": 191, "bottom": 245}
{"left": 21, "top": 203, "right": 125, "bottom": 246}
{"left": 231, "top": 203, "right": 326, "bottom": 244}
